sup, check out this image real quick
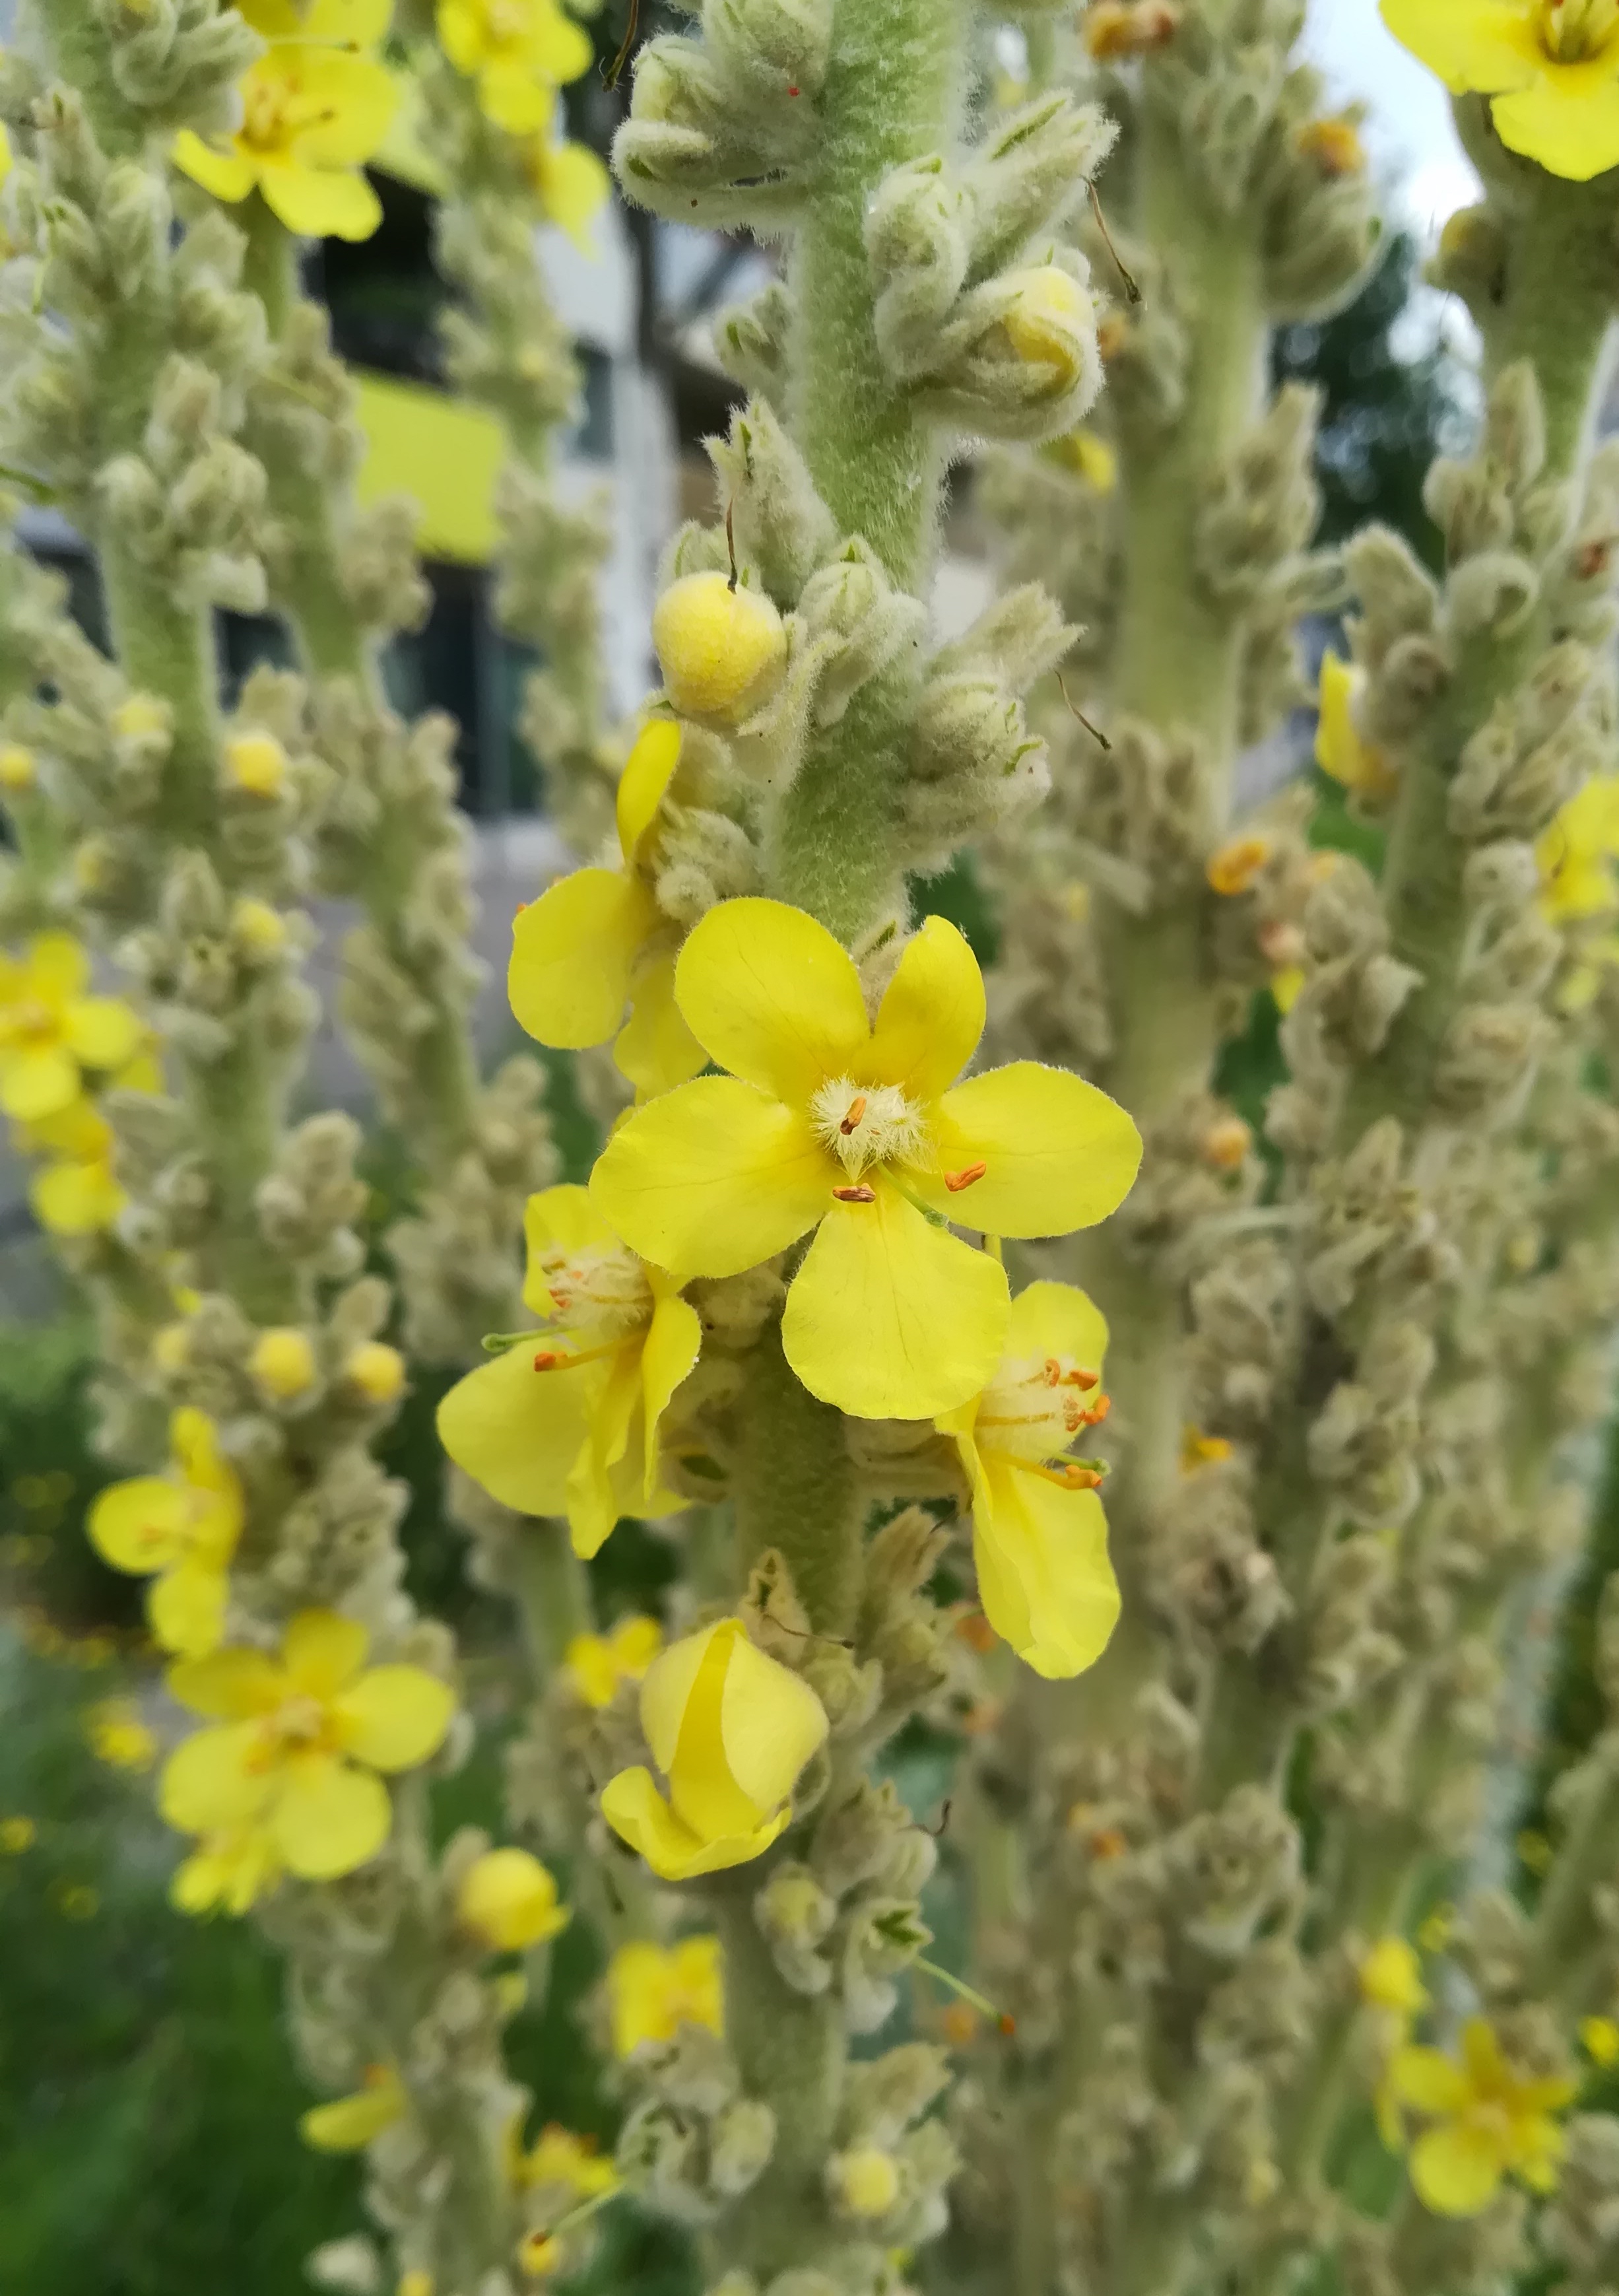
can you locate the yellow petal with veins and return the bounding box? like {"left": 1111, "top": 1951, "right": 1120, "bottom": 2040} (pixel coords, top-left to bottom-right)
{"left": 510, "top": 868, "right": 657, "bottom": 1050}
{"left": 924, "top": 1062, "right": 1142, "bottom": 1238}
{"left": 862, "top": 915, "right": 985, "bottom": 1102}
{"left": 672, "top": 897, "right": 872, "bottom": 1106}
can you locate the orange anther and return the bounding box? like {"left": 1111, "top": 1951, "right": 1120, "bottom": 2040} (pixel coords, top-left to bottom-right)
{"left": 945, "top": 1161, "right": 987, "bottom": 1193}
{"left": 1088, "top": 1826, "right": 1127, "bottom": 1860}
{"left": 832, "top": 1184, "right": 876, "bottom": 1203}
{"left": 840, "top": 1095, "right": 868, "bottom": 1135}
{"left": 956, "top": 1610, "right": 997, "bottom": 1654}
{"left": 533, "top": 1350, "right": 564, "bottom": 1370}
{"left": 997, "top": 2013, "right": 1018, "bottom": 2037}
{"left": 941, "top": 2002, "right": 978, "bottom": 2046}
{"left": 1045, "top": 1357, "right": 1100, "bottom": 1390}
{"left": 1080, "top": 1394, "right": 1111, "bottom": 1427}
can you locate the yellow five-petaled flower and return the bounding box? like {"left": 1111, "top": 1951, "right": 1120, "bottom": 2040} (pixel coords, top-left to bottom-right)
{"left": 509, "top": 719, "right": 706, "bottom": 1100}
{"left": 159, "top": 1609, "right": 455, "bottom": 1891}
{"left": 88, "top": 1407, "right": 244, "bottom": 1658}
{"left": 937, "top": 1281, "right": 1120, "bottom": 1681}
{"left": 1382, "top": 0, "right": 1619, "bottom": 180}
{"left": 437, "top": 1184, "right": 700, "bottom": 1557}
{"left": 1387, "top": 2015, "right": 1575, "bottom": 2215}
{"left": 0, "top": 933, "right": 143, "bottom": 1126}
{"left": 436, "top": 0, "right": 593, "bottom": 135}
{"left": 591, "top": 898, "right": 1142, "bottom": 1421}
{"left": 606, "top": 1934, "right": 725, "bottom": 2057}
{"left": 600, "top": 1617, "right": 828, "bottom": 1880}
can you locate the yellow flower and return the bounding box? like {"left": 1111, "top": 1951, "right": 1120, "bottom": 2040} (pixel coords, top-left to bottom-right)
{"left": 1047, "top": 427, "right": 1118, "bottom": 491}
{"left": 457, "top": 1848, "right": 571, "bottom": 1951}
{"left": 1538, "top": 774, "right": 1619, "bottom": 920}
{"left": 1180, "top": 1426, "right": 1234, "bottom": 1471}
{"left": 1581, "top": 2014, "right": 1619, "bottom": 2066}
{"left": 436, "top": 0, "right": 593, "bottom": 134}
{"left": 935, "top": 1283, "right": 1119, "bottom": 1681}
{"left": 592, "top": 899, "right": 1140, "bottom": 1421}
{"left": 1389, "top": 2016, "right": 1575, "bottom": 2215}
{"left": 600, "top": 1618, "right": 828, "bottom": 1880}
{"left": 517, "top": 2124, "right": 619, "bottom": 2198}
{"left": 565, "top": 1614, "right": 663, "bottom": 1708}
{"left": 24, "top": 1098, "right": 127, "bottom": 1237}
{"left": 1315, "top": 652, "right": 1397, "bottom": 801}
{"left": 438, "top": 1185, "right": 701, "bottom": 1557}
{"left": 1361, "top": 1934, "right": 1430, "bottom": 2148}
{"left": 652, "top": 573, "right": 788, "bottom": 724}
{"left": 223, "top": 731, "right": 290, "bottom": 799}
{"left": 158, "top": 1609, "right": 455, "bottom": 1885}
{"left": 525, "top": 135, "right": 611, "bottom": 251}
{"left": 607, "top": 1935, "right": 724, "bottom": 2057}
{"left": 174, "top": 20, "right": 399, "bottom": 242}
{"left": 1381, "top": 0, "right": 1619, "bottom": 180}
{"left": 170, "top": 1822, "right": 284, "bottom": 1916}
{"left": 345, "top": 1341, "right": 407, "bottom": 1403}
{"left": 300, "top": 2062, "right": 409, "bottom": 2152}
{"left": 85, "top": 1696, "right": 158, "bottom": 1773}
{"left": 508, "top": 719, "right": 706, "bottom": 1099}
{"left": 0, "top": 933, "right": 143, "bottom": 1124}
{"left": 87, "top": 1407, "right": 244, "bottom": 1658}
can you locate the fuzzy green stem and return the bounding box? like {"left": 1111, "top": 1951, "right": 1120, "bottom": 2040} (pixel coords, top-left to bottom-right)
{"left": 511, "top": 1516, "right": 595, "bottom": 1679}
{"left": 770, "top": 0, "right": 967, "bottom": 938}
{"left": 732, "top": 1316, "right": 861, "bottom": 1637}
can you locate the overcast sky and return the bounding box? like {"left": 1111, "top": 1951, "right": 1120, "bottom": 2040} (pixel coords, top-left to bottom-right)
{"left": 1303, "top": 0, "right": 1484, "bottom": 231}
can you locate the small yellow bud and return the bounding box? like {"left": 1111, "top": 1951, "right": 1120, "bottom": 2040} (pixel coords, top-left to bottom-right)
{"left": 1180, "top": 1427, "right": 1234, "bottom": 1473}
{"left": 0, "top": 742, "right": 36, "bottom": 792}
{"left": 1298, "top": 114, "right": 1367, "bottom": 179}
{"left": 113, "top": 694, "right": 168, "bottom": 741}
{"left": 344, "top": 1341, "right": 406, "bottom": 1405}
{"left": 653, "top": 571, "right": 787, "bottom": 722}
{"left": 223, "top": 731, "right": 289, "bottom": 799}
{"left": 1201, "top": 1116, "right": 1252, "bottom": 1172}
{"left": 0, "top": 1815, "right": 36, "bottom": 1852}
{"left": 73, "top": 838, "right": 114, "bottom": 895}
{"left": 250, "top": 1327, "right": 319, "bottom": 1401}
{"left": 230, "top": 896, "right": 290, "bottom": 956}
{"left": 1581, "top": 2015, "right": 1619, "bottom": 2066}
{"left": 457, "top": 1848, "right": 570, "bottom": 1951}
{"left": 152, "top": 1322, "right": 191, "bottom": 1375}
{"left": 517, "top": 2233, "right": 563, "bottom": 2279}
{"left": 1052, "top": 428, "right": 1117, "bottom": 493}
{"left": 830, "top": 2145, "right": 901, "bottom": 2220}
{"left": 399, "top": 2274, "right": 434, "bottom": 2296}
{"left": 1358, "top": 1936, "right": 1427, "bottom": 2017}
{"left": 1206, "top": 834, "right": 1274, "bottom": 896}
{"left": 1081, "top": 0, "right": 1179, "bottom": 56}
{"left": 1001, "top": 266, "right": 1091, "bottom": 378}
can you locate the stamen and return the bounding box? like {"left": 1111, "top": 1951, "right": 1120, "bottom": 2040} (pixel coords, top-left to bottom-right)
{"left": 832, "top": 1183, "right": 877, "bottom": 1203}
{"left": 840, "top": 1095, "right": 868, "bottom": 1135}
{"left": 1008, "top": 1458, "right": 1106, "bottom": 1492}
{"left": 1044, "top": 1358, "right": 1100, "bottom": 1390}
{"left": 533, "top": 1339, "right": 620, "bottom": 1373}
{"left": 945, "top": 1161, "right": 987, "bottom": 1193}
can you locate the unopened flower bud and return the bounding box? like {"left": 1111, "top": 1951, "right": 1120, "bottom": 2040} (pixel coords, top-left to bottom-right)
{"left": 1001, "top": 265, "right": 1092, "bottom": 385}
{"left": 152, "top": 1322, "right": 191, "bottom": 1374}
{"left": 0, "top": 743, "right": 36, "bottom": 792}
{"left": 828, "top": 2145, "right": 901, "bottom": 2219}
{"left": 1206, "top": 834, "right": 1274, "bottom": 896}
{"left": 114, "top": 694, "right": 168, "bottom": 742}
{"left": 1296, "top": 115, "right": 1367, "bottom": 178}
{"left": 1202, "top": 1117, "right": 1252, "bottom": 1170}
{"left": 456, "top": 1848, "right": 570, "bottom": 1951}
{"left": 250, "top": 1326, "right": 318, "bottom": 1400}
{"left": 345, "top": 1341, "right": 405, "bottom": 1405}
{"left": 223, "top": 731, "right": 288, "bottom": 799}
{"left": 230, "top": 897, "right": 289, "bottom": 956}
{"left": 653, "top": 571, "right": 787, "bottom": 722}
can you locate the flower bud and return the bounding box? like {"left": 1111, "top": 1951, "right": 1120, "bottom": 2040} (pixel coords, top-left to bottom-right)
{"left": 343, "top": 1342, "right": 405, "bottom": 1405}
{"left": 250, "top": 1326, "right": 319, "bottom": 1400}
{"left": 0, "top": 743, "right": 36, "bottom": 792}
{"left": 828, "top": 2145, "right": 901, "bottom": 2220}
{"left": 653, "top": 572, "right": 787, "bottom": 722}
{"left": 230, "top": 896, "right": 290, "bottom": 957}
{"left": 456, "top": 1848, "right": 570, "bottom": 1951}
{"left": 1001, "top": 265, "right": 1093, "bottom": 380}
{"left": 223, "top": 731, "right": 288, "bottom": 799}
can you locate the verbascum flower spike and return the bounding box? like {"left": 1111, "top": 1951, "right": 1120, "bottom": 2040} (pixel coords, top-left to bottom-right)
{"left": 158, "top": 1611, "right": 455, "bottom": 1890}
{"left": 0, "top": 934, "right": 143, "bottom": 1124}
{"left": 436, "top": 0, "right": 593, "bottom": 134}
{"left": 300, "top": 2063, "right": 409, "bottom": 2153}
{"left": 607, "top": 1935, "right": 725, "bottom": 2056}
{"left": 457, "top": 1847, "right": 570, "bottom": 1951}
{"left": 508, "top": 718, "right": 707, "bottom": 1098}
{"left": 437, "top": 1184, "right": 702, "bottom": 1556}
{"left": 591, "top": 898, "right": 1142, "bottom": 1419}
{"left": 935, "top": 1281, "right": 1119, "bottom": 1681}
{"left": 1315, "top": 650, "right": 1397, "bottom": 801}
{"left": 600, "top": 1618, "right": 828, "bottom": 1880}
{"left": 1388, "top": 2017, "right": 1576, "bottom": 2215}
{"left": 24, "top": 1100, "right": 127, "bottom": 1238}
{"left": 174, "top": 4, "right": 401, "bottom": 242}
{"left": 1537, "top": 773, "right": 1619, "bottom": 920}
{"left": 87, "top": 1407, "right": 244, "bottom": 1658}
{"left": 1381, "top": 0, "right": 1619, "bottom": 180}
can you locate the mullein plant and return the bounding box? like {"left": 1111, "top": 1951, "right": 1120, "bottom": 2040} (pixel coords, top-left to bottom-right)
{"left": 5, "top": 3, "right": 1619, "bottom": 2296}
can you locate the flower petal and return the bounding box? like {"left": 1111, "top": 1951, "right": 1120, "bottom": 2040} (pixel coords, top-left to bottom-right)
{"left": 172, "top": 129, "right": 257, "bottom": 202}
{"left": 273, "top": 1752, "right": 392, "bottom": 1878}
{"left": 160, "top": 1720, "right": 272, "bottom": 1835}
{"left": 32, "top": 1155, "right": 123, "bottom": 1237}
{"left": 521, "top": 1182, "right": 619, "bottom": 1314}
{"left": 862, "top": 916, "right": 985, "bottom": 1101}
{"left": 718, "top": 1630, "right": 829, "bottom": 1811}
{"left": 1, "top": 1044, "right": 79, "bottom": 1122}
{"left": 282, "top": 1609, "right": 370, "bottom": 1699}
{"left": 87, "top": 1476, "right": 188, "bottom": 1575}
{"left": 259, "top": 156, "right": 383, "bottom": 241}
{"left": 1492, "top": 63, "right": 1619, "bottom": 181}
{"left": 167, "top": 1648, "right": 286, "bottom": 1720}
{"left": 537, "top": 137, "right": 611, "bottom": 250}
{"left": 300, "top": 2081, "right": 405, "bottom": 2153}
{"left": 616, "top": 719, "right": 683, "bottom": 864}
{"left": 1005, "top": 1279, "right": 1110, "bottom": 1374}
{"left": 1410, "top": 2122, "right": 1505, "bottom": 2218}
{"left": 333, "top": 1666, "right": 455, "bottom": 1771}
{"left": 782, "top": 1181, "right": 1010, "bottom": 1419}
{"left": 600, "top": 1763, "right": 789, "bottom": 1881}
{"left": 641, "top": 1621, "right": 727, "bottom": 1776}
{"left": 510, "top": 869, "right": 656, "bottom": 1050}
{"left": 640, "top": 1287, "right": 703, "bottom": 1505}
{"left": 974, "top": 1464, "right": 1120, "bottom": 1680}
{"left": 25, "top": 932, "right": 90, "bottom": 999}
{"left": 62, "top": 997, "right": 143, "bottom": 1071}
{"left": 438, "top": 1336, "right": 601, "bottom": 1515}
{"left": 480, "top": 56, "right": 562, "bottom": 133}
{"left": 564, "top": 1345, "right": 642, "bottom": 1558}
{"left": 1377, "top": 0, "right": 1542, "bottom": 92}
{"left": 615, "top": 949, "right": 707, "bottom": 1101}
{"left": 1389, "top": 2045, "right": 1472, "bottom": 2115}
{"left": 673, "top": 897, "right": 872, "bottom": 1105}
{"left": 591, "top": 1075, "right": 833, "bottom": 1283}
{"left": 149, "top": 1562, "right": 230, "bottom": 1658}
{"left": 925, "top": 1064, "right": 1142, "bottom": 1238}
{"left": 279, "top": 51, "right": 399, "bottom": 164}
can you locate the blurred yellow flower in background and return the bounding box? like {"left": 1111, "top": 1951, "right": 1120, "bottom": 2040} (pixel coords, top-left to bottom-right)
{"left": 1388, "top": 2015, "right": 1575, "bottom": 2214}
{"left": 436, "top": 0, "right": 593, "bottom": 134}
{"left": 607, "top": 1934, "right": 725, "bottom": 2057}
{"left": 88, "top": 1408, "right": 244, "bottom": 1658}
{"left": 1381, "top": 0, "right": 1619, "bottom": 180}
{"left": 564, "top": 1613, "right": 663, "bottom": 1708}
{"left": 0, "top": 934, "right": 143, "bottom": 1124}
